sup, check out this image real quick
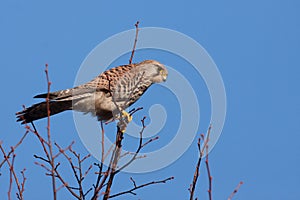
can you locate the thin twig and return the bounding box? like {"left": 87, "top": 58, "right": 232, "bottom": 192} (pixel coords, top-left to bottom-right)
{"left": 201, "top": 125, "right": 212, "bottom": 156}
{"left": 54, "top": 142, "right": 84, "bottom": 198}
{"left": 92, "top": 141, "right": 116, "bottom": 200}
{"left": 115, "top": 117, "right": 158, "bottom": 174}
{"left": 54, "top": 142, "right": 92, "bottom": 199}
{"left": 53, "top": 167, "right": 81, "bottom": 199}
{"left": 129, "top": 21, "right": 140, "bottom": 64}
{"left": 204, "top": 125, "right": 213, "bottom": 200}
{"left": 8, "top": 153, "right": 15, "bottom": 200}
{"left": 33, "top": 154, "right": 50, "bottom": 163}
{"left": 93, "top": 122, "right": 105, "bottom": 194}
{"left": 29, "top": 122, "right": 51, "bottom": 153}
{"left": 101, "top": 121, "right": 105, "bottom": 165}
{"left": 53, "top": 141, "right": 74, "bottom": 159}
{"left": 0, "top": 145, "right": 23, "bottom": 200}
{"left": 0, "top": 130, "right": 29, "bottom": 168}
{"left": 44, "top": 64, "right": 57, "bottom": 200}
{"left": 92, "top": 120, "right": 112, "bottom": 199}
{"left": 227, "top": 181, "right": 243, "bottom": 200}
{"left": 102, "top": 128, "right": 124, "bottom": 200}
{"left": 34, "top": 161, "right": 51, "bottom": 173}
{"left": 205, "top": 147, "right": 212, "bottom": 200}
{"left": 109, "top": 176, "right": 174, "bottom": 198}
{"left": 20, "top": 168, "right": 26, "bottom": 199}
{"left": 189, "top": 138, "right": 202, "bottom": 200}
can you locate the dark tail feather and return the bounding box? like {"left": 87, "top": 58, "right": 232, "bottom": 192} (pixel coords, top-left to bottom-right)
{"left": 34, "top": 93, "right": 58, "bottom": 99}
{"left": 16, "top": 101, "right": 72, "bottom": 124}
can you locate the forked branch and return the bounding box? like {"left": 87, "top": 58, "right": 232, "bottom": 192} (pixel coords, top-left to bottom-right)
{"left": 109, "top": 176, "right": 174, "bottom": 198}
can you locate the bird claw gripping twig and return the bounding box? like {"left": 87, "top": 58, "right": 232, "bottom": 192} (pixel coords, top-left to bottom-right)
{"left": 117, "top": 110, "right": 133, "bottom": 133}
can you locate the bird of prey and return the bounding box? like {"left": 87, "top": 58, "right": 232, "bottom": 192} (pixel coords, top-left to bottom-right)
{"left": 16, "top": 60, "right": 168, "bottom": 130}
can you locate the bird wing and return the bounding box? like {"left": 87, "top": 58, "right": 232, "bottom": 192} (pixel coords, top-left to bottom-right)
{"left": 33, "top": 64, "right": 136, "bottom": 101}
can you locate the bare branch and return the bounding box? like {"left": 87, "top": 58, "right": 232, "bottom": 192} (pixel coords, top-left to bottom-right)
{"left": 34, "top": 161, "right": 51, "bottom": 173}
{"left": 0, "top": 130, "right": 29, "bottom": 168}
{"left": 29, "top": 122, "right": 51, "bottom": 157}
{"left": 0, "top": 145, "right": 24, "bottom": 200}
{"left": 20, "top": 168, "right": 26, "bottom": 198}
{"left": 8, "top": 153, "right": 15, "bottom": 200}
{"left": 109, "top": 176, "right": 174, "bottom": 198}
{"left": 129, "top": 21, "right": 140, "bottom": 64}
{"left": 204, "top": 125, "right": 213, "bottom": 200}
{"left": 189, "top": 138, "right": 202, "bottom": 200}
{"left": 201, "top": 125, "right": 212, "bottom": 156}
{"left": 55, "top": 142, "right": 92, "bottom": 199}
{"left": 44, "top": 64, "right": 57, "bottom": 200}
{"left": 53, "top": 141, "right": 74, "bottom": 159}
{"left": 53, "top": 168, "right": 81, "bottom": 199}
{"left": 92, "top": 122, "right": 106, "bottom": 199}
{"left": 115, "top": 117, "right": 158, "bottom": 174}
{"left": 227, "top": 181, "right": 243, "bottom": 200}
{"left": 34, "top": 154, "right": 50, "bottom": 163}
{"left": 102, "top": 128, "right": 124, "bottom": 200}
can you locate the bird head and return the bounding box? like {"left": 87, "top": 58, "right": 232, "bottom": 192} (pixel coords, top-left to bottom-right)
{"left": 138, "top": 60, "right": 168, "bottom": 83}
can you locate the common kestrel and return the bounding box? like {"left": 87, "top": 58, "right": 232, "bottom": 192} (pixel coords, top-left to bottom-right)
{"left": 16, "top": 60, "right": 168, "bottom": 127}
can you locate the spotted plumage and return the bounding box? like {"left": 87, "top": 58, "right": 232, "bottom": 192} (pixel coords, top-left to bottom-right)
{"left": 16, "top": 60, "right": 168, "bottom": 124}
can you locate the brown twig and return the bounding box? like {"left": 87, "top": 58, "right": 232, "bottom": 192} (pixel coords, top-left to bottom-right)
{"left": 53, "top": 142, "right": 93, "bottom": 199}
{"left": 53, "top": 167, "right": 81, "bottom": 199}
{"left": 44, "top": 64, "right": 57, "bottom": 200}
{"left": 189, "top": 125, "right": 213, "bottom": 200}
{"left": 69, "top": 146, "right": 93, "bottom": 199}
{"left": 109, "top": 176, "right": 174, "bottom": 198}
{"left": 102, "top": 127, "right": 124, "bottom": 200}
{"left": 101, "top": 121, "right": 105, "bottom": 165}
{"left": 29, "top": 123, "right": 51, "bottom": 160}
{"left": 34, "top": 161, "right": 52, "bottom": 173}
{"left": 189, "top": 138, "right": 202, "bottom": 200}
{"left": 0, "top": 130, "right": 29, "bottom": 168}
{"left": 115, "top": 117, "right": 159, "bottom": 174}
{"left": 227, "top": 181, "right": 243, "bottom": 200}
{"left": 129, "top": 21, "right": 140, "bottom": 64}
{"left": 93, "top": 122, "right": 105, "bottom": 196}
{"left": 0, "top": 145, "right": 24, "bottom": 200}
{"left": 27, "top": 65, "right": 93, "bottom": 199}
{"left": 205, "top": 146, "right": 212, "bottom": 200}
{"left": 91, "top": 75, "right": 123, "bottom": 199}
{"left": 201, "top": 125, "right": 212, "bottom": 156}
{"left": 103, "top": 141, "right": 115, "bottom": 161}
{"left": 19, "top": 168, "right": 26, "bottom": 200}
{"left": 54, "top": 143, "right": 82, "bottom": 196}
{"left": 99, "top": 115, "right": 159, "bottom": 200}
{"left": 92, "top": 138, "right": 117, "bottom": 199}
{"left": 53, "top": 141, "right": 74, "bottom": 159}
{"left": 8, "top": 153, "right": 15, "bottom": 200}
{"left": 204, "top": 125, "right": 213, "bottom": 200}
{"left": 0, "top": 133, "right": 27, "bottom": 200}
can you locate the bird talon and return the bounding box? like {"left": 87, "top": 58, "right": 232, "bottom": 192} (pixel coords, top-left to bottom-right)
{"left": 116, "top": 110, "right": 132, "bottom": 133}
{"left": 122, "top": 110, "right": 132, "bottom": 123}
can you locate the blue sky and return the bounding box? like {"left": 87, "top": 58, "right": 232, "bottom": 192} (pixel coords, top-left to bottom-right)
{"left": 1, "top": 0, "right": 300, "bottom": 200}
